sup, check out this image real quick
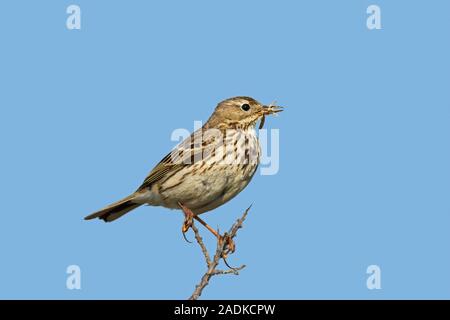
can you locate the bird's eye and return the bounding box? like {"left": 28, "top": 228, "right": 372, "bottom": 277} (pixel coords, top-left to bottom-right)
{"left": 241, "top": 103, "right": 250, "bottom": 111}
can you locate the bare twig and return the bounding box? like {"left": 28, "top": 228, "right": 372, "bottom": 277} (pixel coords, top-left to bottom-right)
{"left": 191, "top": 223, "right": 211, "bottom": 266}
{"left": 188, "top": 205, "right": 251, "bottom": 300}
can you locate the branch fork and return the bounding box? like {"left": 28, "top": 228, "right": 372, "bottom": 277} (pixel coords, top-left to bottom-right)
{"left": 188, "top": 206, "right": 251, "bottom": 300}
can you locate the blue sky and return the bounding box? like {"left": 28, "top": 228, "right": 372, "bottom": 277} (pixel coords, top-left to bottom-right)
{"left": 0, "top": 0, "right": 449, "bottom": 299}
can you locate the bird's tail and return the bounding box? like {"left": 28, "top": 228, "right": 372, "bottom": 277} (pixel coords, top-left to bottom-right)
{"left": 84, "top": 194, "right": 142, "bottom": 222}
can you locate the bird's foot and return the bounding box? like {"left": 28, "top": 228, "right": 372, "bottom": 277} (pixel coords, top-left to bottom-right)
{"left": 219, "top": 233, "right": 239, "bottom": 269}
{"left": 219, "top": 233, "right": 236, "bottom": 258}
{"left": 178, "top": 202, "right": 194, "bottom": 243}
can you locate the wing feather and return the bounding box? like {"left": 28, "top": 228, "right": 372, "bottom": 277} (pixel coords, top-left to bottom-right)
{"left": 136, "top": 129, "right": 219, "bottom": 191}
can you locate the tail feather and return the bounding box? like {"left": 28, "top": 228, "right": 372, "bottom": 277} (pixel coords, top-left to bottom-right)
{"left": 85, "top": 194, "right": 142, "bottom": 222}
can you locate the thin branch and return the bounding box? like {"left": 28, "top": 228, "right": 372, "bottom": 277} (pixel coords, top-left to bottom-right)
{"left": 191, "top": 223, "right": 211, "bottom": 266}
{"left": 211, "top": 266, "right": 246, "bottom": 276}
{"left": 188, "top": 205, "right": 251, "bottom": 300}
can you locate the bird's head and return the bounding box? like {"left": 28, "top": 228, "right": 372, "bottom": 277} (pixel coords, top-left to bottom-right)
{"left": 206, "top": 96, "right": 283, "bottom": 130}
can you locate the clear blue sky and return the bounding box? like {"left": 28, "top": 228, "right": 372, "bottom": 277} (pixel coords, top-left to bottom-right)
{"left": 0, "top": 0, "right": 449, "bottom": 299}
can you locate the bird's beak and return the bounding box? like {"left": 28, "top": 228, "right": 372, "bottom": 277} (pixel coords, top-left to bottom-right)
{"left": 258, "top": 103, "right": 284, "bottom": 129}
{"left": 262, "top": 104, "right": 284, "bottom": 115}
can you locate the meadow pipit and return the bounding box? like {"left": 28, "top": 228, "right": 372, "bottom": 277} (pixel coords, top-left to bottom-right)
{"left": 85, "top": 96, "right": 283, "bottom": 244}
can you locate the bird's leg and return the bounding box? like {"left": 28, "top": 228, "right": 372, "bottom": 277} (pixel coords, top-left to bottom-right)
{"left": 194, "top": 215, "right": 236, "bottom": 259}
{"left": 178, "top": 202, "right": 194, "bottom": 243}
{"left": 192, "top": 215, "right": 219, "bottom": 238}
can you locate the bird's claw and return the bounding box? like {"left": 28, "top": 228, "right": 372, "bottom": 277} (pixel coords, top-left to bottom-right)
{"left": 180, "top": 203, "right": 194, "bottom": 243}
{"left": 182, "top": 230, "right": 192, "bottom": 243}
{"left": 182, "top": 213, "right": 193, "bottom": 233}
{"left": 219, "top": 233, "right": 239, "bottom": 270}
{"left": 219, "top": 233, "right": 236, "bottom": 259}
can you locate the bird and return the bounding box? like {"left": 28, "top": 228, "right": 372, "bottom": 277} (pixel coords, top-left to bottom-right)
{"left": 85, "top": 96, "right": 283, "bottom": 244}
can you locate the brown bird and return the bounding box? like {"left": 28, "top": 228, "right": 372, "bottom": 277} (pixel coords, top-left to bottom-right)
{"left": 85, "top": 96, "right": 282, "bottom": 244}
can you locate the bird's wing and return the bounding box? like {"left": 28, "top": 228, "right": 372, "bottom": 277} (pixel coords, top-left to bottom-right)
{"left": 136, "top": 129, "right": 217, "bottom": 191}
{"left": 136, "top": 152, "right": 184, "bottom": 191}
